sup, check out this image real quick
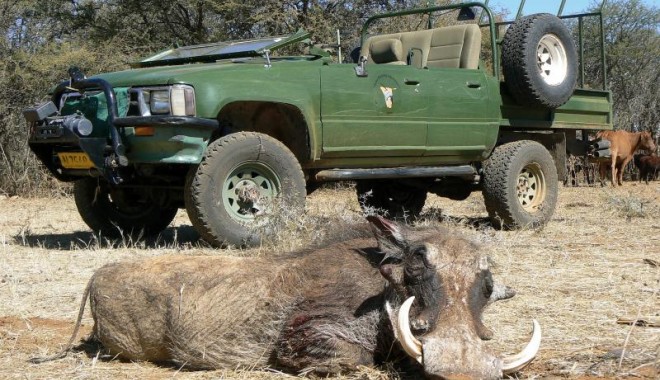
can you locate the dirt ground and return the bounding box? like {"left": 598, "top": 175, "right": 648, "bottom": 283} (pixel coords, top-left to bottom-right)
{"left": 0, "top": 182, "right": 658, "bottom": 379}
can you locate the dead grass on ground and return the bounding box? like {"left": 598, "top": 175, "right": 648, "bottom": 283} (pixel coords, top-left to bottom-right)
{"left": 0, "top": 182, "right": 658, "bottom": 379}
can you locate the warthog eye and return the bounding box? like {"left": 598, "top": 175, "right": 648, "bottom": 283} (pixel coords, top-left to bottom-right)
{"left": 413, "top": 245, "right": 437, "bottom": 268}
{"left": 413, "top": 245, "right": 427, "bottom": 257}
{"left": 404, "top": 245, "right": 438, "bottom": 283}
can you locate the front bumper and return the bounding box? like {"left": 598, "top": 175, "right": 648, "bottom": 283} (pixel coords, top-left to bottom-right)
{"left": 113, "top": 115, "right": 219, "bottom": 129}
{"left": 27, "top": 75, "right": 218, "bottom": 184}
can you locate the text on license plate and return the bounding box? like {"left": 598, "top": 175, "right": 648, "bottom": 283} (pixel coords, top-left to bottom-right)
{"left": 58, "top": 152, "right": 94, "bottom": 169}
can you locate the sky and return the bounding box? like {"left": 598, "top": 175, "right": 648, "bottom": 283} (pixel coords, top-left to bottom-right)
{"left": 487, "top": 0, "right": 657, "bottom": 18}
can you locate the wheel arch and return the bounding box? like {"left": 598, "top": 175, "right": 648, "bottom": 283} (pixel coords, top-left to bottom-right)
{"left": 213, "top": 101, "right": 314, "bottom": 165}
{"left": 494, "top": 131, "right": 567, "bottom": 182}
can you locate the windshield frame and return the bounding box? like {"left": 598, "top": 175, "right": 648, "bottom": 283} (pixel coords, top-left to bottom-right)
{"left": 133, "top": 30, "right": 311, "bottom": 68}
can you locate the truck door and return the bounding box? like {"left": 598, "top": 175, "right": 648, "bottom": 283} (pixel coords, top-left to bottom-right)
{"left": 422, "top": 67, "right": 499, "bottom": 162}
{"left": 319, "top": 64, "right": 428, "bottom": 158}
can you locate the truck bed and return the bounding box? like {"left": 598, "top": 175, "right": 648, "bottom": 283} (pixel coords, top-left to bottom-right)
{"left": 499, "top": 86, "right": 612, "bottom": 131}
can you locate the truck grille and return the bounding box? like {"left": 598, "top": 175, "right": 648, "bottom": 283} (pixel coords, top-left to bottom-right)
{"left": 127, "top": 88, "right": 152, "bottom": 116}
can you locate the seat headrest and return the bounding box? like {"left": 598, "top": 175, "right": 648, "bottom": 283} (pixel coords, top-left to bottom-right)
{"left": 369, "top": 38, "right": 405, "bottom": 64}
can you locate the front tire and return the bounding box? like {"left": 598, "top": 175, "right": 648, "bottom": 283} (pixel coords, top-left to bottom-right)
{"left": 74, "top": 177, "right": 178, "bottom": 237}
{"left": 185, "top": 132, "right": 306, "bottom": 247}
{"left": 482, "top": 141, "right": 558, "bottom": 229}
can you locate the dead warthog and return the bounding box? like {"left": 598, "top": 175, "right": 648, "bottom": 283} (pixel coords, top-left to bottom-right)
{"left": 33, "top": 216, "right": 541, "bottom": 379}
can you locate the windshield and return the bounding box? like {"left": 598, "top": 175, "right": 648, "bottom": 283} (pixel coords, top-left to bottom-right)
{"left": 134, "top": 30, "right": 311, "bottom": 68}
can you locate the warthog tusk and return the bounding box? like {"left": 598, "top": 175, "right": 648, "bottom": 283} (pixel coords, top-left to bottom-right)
{"left": 502, "top": 319, "right": 542, "bottom": 374}
{"left": 396, "top": 296, "right": 423, "bottom": 363}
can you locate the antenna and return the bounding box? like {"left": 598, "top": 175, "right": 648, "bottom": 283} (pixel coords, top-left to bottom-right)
{"left": 558, "top": 0, "right": 566, "bottom": 16}
{"left": 337, "top": 30, "right": 342, "bottom": 63}
{"left": 478, "top": 0, "right": 491, "bottom": 25}
{"left": 515, "top": 0, "right": 527, "bottom": 20}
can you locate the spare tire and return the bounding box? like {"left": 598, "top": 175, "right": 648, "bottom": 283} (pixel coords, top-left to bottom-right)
{"left": 502, "top": 13, "right": 578, "bottom": 109}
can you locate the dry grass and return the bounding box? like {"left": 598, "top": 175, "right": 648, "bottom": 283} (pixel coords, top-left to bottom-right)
{"left": 0, "top": 182, "right": 658, "bottom": 379}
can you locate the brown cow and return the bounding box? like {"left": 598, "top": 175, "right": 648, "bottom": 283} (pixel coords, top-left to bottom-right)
{"left": 634, "top": 153, "right": 660, "bottom": 184}
{"left": 31, "top": 216, "right": 540, "bottom": 379}
{"left": 596, "top": 130, "right": 656, "bottom": 186}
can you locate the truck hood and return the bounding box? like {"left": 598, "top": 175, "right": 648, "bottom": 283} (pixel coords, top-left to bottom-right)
{"left": 95, "top": 60, "right": 254, "bottom": 87}
{"left": 94, "top": 57, "right": 320, "bottom": 87}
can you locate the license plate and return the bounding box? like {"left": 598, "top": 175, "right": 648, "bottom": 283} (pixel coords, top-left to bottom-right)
{"left": 58, "top": 152, "right": 94, "bottom": 169}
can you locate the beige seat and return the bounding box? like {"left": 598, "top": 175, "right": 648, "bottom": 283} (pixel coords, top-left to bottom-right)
{"left": 362, "top": 24, "right": 481, "bottom": 69}
{"left": 426, "top": 24, "right": 481, "bottom": 69}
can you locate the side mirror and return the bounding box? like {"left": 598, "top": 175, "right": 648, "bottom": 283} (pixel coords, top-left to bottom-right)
{"left": 355, "top": 55, "right": 369, "bottom": 77}
{"left": 349, "top": 46, "right": 361, "bottom": 63}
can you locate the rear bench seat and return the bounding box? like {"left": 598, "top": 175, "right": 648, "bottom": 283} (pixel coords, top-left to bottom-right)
{"left": 361, "top": 24, "right": 481, "bottom": 69}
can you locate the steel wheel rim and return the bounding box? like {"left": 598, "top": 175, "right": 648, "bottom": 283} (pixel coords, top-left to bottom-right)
{"left": 516, "top": 163, "right": 546, "bottom": 212}
{"left": 221, "top": 161, "right": 281, "bottom": 223}
{"left": 537, "top": 34, "right": 568, "bottom": 86}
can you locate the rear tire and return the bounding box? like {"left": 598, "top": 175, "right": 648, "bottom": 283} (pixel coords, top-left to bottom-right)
{"left": 502, "top": 13, "right": 578, "bottom": 108}
{"left": 482, "top": 141, "right": 558, "bottom": 229}
{"left": 74, "top": 177, "right": 178, "bottom": 237}
{"left": 185, "top": 132, "right": 306, "bottom": 247}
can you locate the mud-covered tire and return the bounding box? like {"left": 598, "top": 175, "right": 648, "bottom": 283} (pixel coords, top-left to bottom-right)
{"left": 482, "top": 141, "right": 558, "bottom": 229}
{"left": 74, "top": 177, "right": 178, "bottom": 237}
{"left": 502, "top": 13, "right": 578, "bottom": 108}
{"left": 356, "top": 180, "right": 427, "bottom": 221}
{"left": 185, "top": 132, "right": 306, "bottom": 247}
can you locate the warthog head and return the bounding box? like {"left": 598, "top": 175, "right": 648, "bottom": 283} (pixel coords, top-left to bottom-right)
{"left": 369, "top": 216, "right": 540, "bottom": 379}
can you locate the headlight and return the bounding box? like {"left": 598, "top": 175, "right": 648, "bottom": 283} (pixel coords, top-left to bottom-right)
{"left": 149, "top": 90, "right": 170, "bottom": 115}
{"left": 130, "top": 85, "right": 196, "bottom": 117}
{"left": 170, "top": 85, "right": 196, "bottom": 116}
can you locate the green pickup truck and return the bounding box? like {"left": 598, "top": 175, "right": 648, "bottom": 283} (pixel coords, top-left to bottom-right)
{"left": 24, "top": 2, "right": 612, "bottom": 246}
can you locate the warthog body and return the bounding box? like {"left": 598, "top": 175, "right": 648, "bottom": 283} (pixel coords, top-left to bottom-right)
{"left": 36, "top": 217, "right": 540, "bottom": 379}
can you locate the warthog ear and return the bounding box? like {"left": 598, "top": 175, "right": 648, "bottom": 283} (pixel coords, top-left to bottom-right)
{"left": 367, "top": 216, "right": 408, "bottom": 258}
{"left": 488, "top": 284, "right": 516, "bottom": 305}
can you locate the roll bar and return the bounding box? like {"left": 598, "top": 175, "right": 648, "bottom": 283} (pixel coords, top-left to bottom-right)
{"left": 360, "top": 1, "right": 609, "bottom": 90}
{"left": 360, "top": 2, "right": 499, "bottom": 79}
{"left": 482, "top": 0, "right": 609, "bottom": 90}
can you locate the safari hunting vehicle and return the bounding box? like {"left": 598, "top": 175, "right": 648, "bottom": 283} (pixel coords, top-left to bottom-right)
{"left": 24, "top": 1, "right": 612, "bottom": 247}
